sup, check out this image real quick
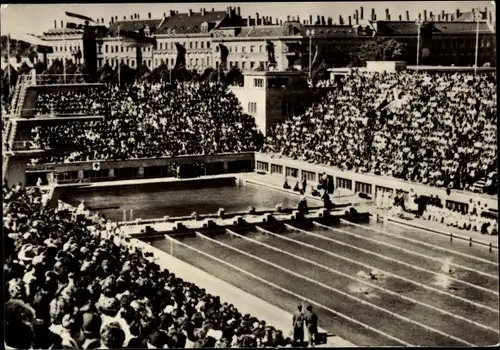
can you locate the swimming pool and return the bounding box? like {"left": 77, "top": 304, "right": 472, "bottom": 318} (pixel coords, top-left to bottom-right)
{"left": 151, "top": 220, "right": 499, "bottom": 347}
{"left": 58, "top": 178, "right": 320, "bottom": 221}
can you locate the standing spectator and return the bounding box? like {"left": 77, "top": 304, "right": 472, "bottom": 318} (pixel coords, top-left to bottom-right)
{"left": 304, "top": 305, "right": 318, "bottom": 347}
{"left": 292, "top": 304, "right": 304, "bottom": 345}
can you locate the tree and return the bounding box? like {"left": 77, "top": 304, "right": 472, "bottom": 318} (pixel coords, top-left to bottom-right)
{"left": 358, "top": 38, "right": 406, "bottom": 64}
{"left": 200, "top": 67, "right": 215, "bottom": 82}
{"left": 311, "top": 60, "right": 329, "bottom": 86}
{"left": 225, "top": 66, "right": 243, "bottom": 86}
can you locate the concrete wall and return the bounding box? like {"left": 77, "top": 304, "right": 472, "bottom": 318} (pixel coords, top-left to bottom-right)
{"left": 254, "top": 153, "right": 498, "bottom": 211}
{"left": 366, "top": 61, "right": 407, "bottom": 72}
{"left": 26, "top": 152, "right": 254, "bottom": 185}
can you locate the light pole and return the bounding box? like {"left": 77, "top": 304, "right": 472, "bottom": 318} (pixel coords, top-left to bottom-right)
{"left": 474, "top": 8, "right": 481, "bottom": 75}
{"left": 415, "top": 18, "right": 422, "bottom": 73}
{"left": 306, "top": 29, "right": 315, "bottom": 81}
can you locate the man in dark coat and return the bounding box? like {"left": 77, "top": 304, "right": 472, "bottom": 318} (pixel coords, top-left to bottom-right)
{"left": 304, "top": 305, "right": 318, "bottom": 346}
{"left": 292, "top": 305, "right": 304, "bottom": 345}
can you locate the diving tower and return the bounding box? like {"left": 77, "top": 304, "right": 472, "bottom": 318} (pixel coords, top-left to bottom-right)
{"left": 3, "top": 74, "right": 107, "bottom": 187}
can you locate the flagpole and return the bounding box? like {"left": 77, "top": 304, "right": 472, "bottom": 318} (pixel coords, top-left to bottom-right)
{"left": 118, "top": 25, "right": 121, "bottom": 86}
{"left": 7, "top": 34, "right": 11, "bottom": 95}
{"left": 474, "top": 8, "right": 480, "bottom": 75}
{"left": 63, "top": 20, "right": 67, "bottom": 84}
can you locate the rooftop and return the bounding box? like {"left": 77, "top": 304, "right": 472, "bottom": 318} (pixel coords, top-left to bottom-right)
{"left": 156, "top": 10, "right": 228, "bottom": 35}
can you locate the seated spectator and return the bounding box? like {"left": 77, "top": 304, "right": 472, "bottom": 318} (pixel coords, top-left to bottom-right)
{"left": 3, "top": 185, "right": 294, "bottom": 349}
{"left": 30, "top": 81, "right": 262, "bottom": 164}
{"left": 263, "top": 71, "right": 497, "bottom": 194}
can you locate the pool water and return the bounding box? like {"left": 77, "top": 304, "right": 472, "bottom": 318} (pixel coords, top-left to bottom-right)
{"left": 59, "top": 179, "right": 318, "bottom": 221}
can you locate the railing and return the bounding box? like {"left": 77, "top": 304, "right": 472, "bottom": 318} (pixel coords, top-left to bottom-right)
{"left": 2, "top": 156, "right": 9, "bottom": 180}
{"left": 35, "top": 74, "right": 88, "bottom": 86}
{"left": 7, "top": 121, "right": 18, "bottom": 149}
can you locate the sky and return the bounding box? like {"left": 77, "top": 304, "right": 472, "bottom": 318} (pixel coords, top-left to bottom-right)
{"left": 1, "top": 1, "right": 495, "bottom": 36}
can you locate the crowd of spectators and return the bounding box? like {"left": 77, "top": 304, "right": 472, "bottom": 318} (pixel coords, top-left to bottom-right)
{"left": 378, "top": 187, "right": 498, "bottom": 235}
{"left": 422, "top": 199, "right": 498, "bottom": 235}
{"left": 31, "top": 81, "right": 262, "bottom": 163}
{"left": 3, "top": 183, "right": 294, "bottom": 349}
{"left": 263, "top": 70, "right": 497, "bottom": 194}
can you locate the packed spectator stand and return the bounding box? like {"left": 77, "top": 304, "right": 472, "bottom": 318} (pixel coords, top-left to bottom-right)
{"left": 3, "top": 183, "right": 294, "bottom": 349}
{"left": 262, "top": 70, "right": 497, "bottom": 195}
{"left": 31, "top": 81, "right": 263, "bottom": 163}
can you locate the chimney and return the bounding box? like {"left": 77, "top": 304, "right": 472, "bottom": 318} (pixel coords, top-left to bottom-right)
{"left": 441, "top": 10, "right": 445, "bottom": 19}
{"left": 348, "top": 16, "right": 352, "bottom": 25}
{"left": 385, "top": 8, "right": 390, "bottom": 21}
{"left": 54, "top": 20, "right": 57, "bottom": 28}
{"left": 399, "top": 15, "right": 402, "bottom": 21}
{"left": 148, "top": 12, "right": 151, "bottom": 19}
{"left": 123, "top": 16, "right": 126, "bottom": 20}
{"left": 237, "top": 7, "right": 241, "bottom": 16}
{"left": 327, "top": 17, "right": 333, "bottom": 25}
{"left": 339, "top": 15, "right": 344, "bottom": 25}
{"left": 170, "top": 10, "right": 175, "bottom": 17}
{"left": 201, "top": 8, "right": 205, "bottom": 16}
{"left": 489, "top": 11, "right": 492, "bottom": 22}
{"left": 355, "top": 9, "right": 359, "bottom": 23}
{"left": 322, "top": 16, "right": 326, "bottom": 25}
{"left": 484, "top": 7, "right": 487, "bottom": 19}
{"left": 101, "top": 17, "right": 104, "bottom": 23}
{"left": 418, "top": 13, "right": 421, "bottom": 21}
{"left": 287, "top": 15, "right": 290, "bottom": 22}
{"left": 406, "top": 10, "right": 409, "bottom": 21}
{"left": 256, "top": 13, "right": 260, "bottom": 25}
{"left": 279, "top": 20, "right": 283, "bottom": 25}
{"left": 227, "top": 7, "right": 232, "bottom": 18}
{"left": 371, "top": 8, "right": 375, "bottom": 21}
{"left": 317, "top": 15, "right": 320, "bottom": 24}
{"left": 360, "top": 7, "right": 364, "bottom": 19}
{"left": 450, "top": 14, "right": 455, "bottom": 21}
{"left": 130, "top": 15, "right": 133, "bottom": 19}
{"left": 423, "top": 10, "right": 427, "bottom": 21}
{"left": 276, "top": 18, "right": 279, "bottom": 25}
{"left": 456, "top": 9, "right": 460, "bottom": 19}
{"left": 297, "top": 15, "right": 300, "bottom": 23}
{"left": 189, "top": 9, "right": 194, "bottom": 17}
{"left": 61, "top": 20, "right": 64, "bottom": 27}
{"left": 269, "top": 17, "right": 273, "bottom": 25}
{"left": 430, "top": 11, "right": 433, "bottom": 21}
{"left": 248, "top": 15, "right": 252, "bottom": 26}
{"left": 309, "top": 15, "right": 313, "bottom": 25}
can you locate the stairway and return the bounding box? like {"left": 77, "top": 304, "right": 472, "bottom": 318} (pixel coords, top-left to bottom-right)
{"left": 9, "top": 79, "right": 21, "bottom": 113}
{"left": 7, "top": 120, "right": 18, "bottom": 149}
{"left": 2, "top": 155, "right": 9, "bottom": 182}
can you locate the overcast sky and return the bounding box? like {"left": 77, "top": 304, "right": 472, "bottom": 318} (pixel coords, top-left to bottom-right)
{"left": 1, "top": 1, "right": 495, "bottom": 36}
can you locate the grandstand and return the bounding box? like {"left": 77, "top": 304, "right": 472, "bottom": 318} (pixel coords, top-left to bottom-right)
{"left": 3, "top": 53, "right": 498, "bottom": 348}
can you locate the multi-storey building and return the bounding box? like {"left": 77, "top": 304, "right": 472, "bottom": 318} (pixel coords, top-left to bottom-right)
{"left": 38, "top": 6, "right": 496, "bottom": 71}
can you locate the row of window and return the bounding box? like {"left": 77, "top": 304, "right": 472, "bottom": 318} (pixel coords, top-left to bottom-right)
{"left": 215, "top": 44, "right": 266, "bottom": 54}
{"left": 430, "top": 38, "right": 493, "bottom": 49}
{"left": 99, "top": 56, "right": 213, "bottom": 69}
{"left": 53, "top": 45, "right": 81, "bottom": 53}
{"left": 216, "top": 61, "right": 265, "bottom": 70}
{"left": 101, "top": 45, "right": 152, "bottom": 54}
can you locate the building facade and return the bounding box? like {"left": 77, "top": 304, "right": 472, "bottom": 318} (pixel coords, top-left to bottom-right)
{"left": 38, "top": 6, "right": 496, "bottom": 71}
